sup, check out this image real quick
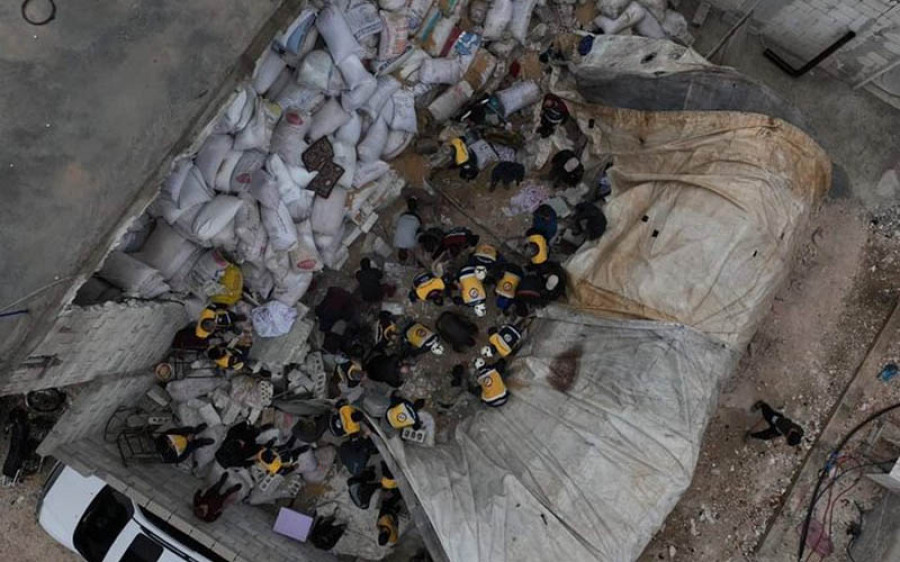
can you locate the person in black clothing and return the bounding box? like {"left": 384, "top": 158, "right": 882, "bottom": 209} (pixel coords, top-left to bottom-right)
{"left": 356, "top": 258, "right": 391, "bottom": 304}
{"left": 549, "top": 150, "right": 584, "bottom": 188}
{"left": 193, "top": 472, "right": 242, "bottom": 522}
{"left": 154, "top": 424, "right": 215, "bottom": 464}
{"left": 433, "top": 227, "right": 480, "bottom": 261}
{"left": 315, "top": 287, "right": 359, "bottom": 333}
{"left": 747, "top": 401, "right": 804, "bottom": 446}
{"left": 436, "top": 311, "right": 479, "bottom": 352}
{"left": 215, "top": 422, "right": 263, "bottom": 468}
{"left": 572, "top": 202, "right": 607, "bottom": 241}
{"left": 364, "top": 351, "right": 407, "bottom": 388}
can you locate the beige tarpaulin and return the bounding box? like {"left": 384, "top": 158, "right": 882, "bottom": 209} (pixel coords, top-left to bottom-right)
{"left": 564, "top": 106, "right": 830, "bottom": 348}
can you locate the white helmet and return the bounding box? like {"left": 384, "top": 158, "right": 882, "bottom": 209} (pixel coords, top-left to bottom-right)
{"left": 473, "top": 357, "right": 486, "bottom": 369}
{"left": 431, "top": 343, "right": 445, "bottom": 356}
{"left": 480, "top": 345, "right": 494, "bottom": 358}
{"left": 474, "top": 265, "right": 488, "bottom": 281}
{"left": 474, "top": 302, "right": 487, "bottom": 317}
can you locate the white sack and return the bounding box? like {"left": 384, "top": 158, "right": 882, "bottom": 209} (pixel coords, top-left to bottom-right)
{"left": 379, "top": 0, "right": 406, "bottom": 10}
{"left": 271, "top": 109, "right": 311, "bottom": 168}
{"left": 407, "top": 0, "right": 435, "bottom": 31}
{"left": 333, "top": 140, "right": 358, "bottom": 189}
{"left": 353, "top": 160, "right": 390, "bottom": 188}
{"left": 307, "top": 98, "right": 352, "bottom": 142}
{"left": 177, "top": 165, "right": 214, "bottom": 211}
{"left": 214, "top": 150, "right": 243, "bottom": 193}
{"left": 483, "top": 0, "right": 513, "bottom": 40}
{"left": 598, "top": 0, "right": 631, "bottom": 18}
{"left": 235, "top": 194, "right": 268, "bottom": 264}
{"left": 509, "top": 0, "right": 538, "bottom": 43}
{"left": 134, "top": 222, "right": 202, "bottom": 281}
{"left": 638, "top": 0, "right": 666, "bottom": 22}
{"left": 316, "top": 3, "right": 363, "bottom": 64}
{"left": 230, "top": 150, "right": 267, "bottom": 193}
{"left": 357, "top": 116, "right": 390, "bottom": 163}
{"left": 99, "top": 251, "right": 171, "bottom": 299}
{"left": 594, "top": 2, "right": 646, "bottom": 34}
{"left": 234, "top": 99, "right": 281, "bottom": 152}
{"left": 252, "top": 47, "right": 288, "bottom": 95}
{"left": 192, "top": 196, "right": 244, "bottom": 241}
{"left": 634, "top": 7, "right": 666, "bottom": 39}
{"left": 289, "top": 220, "right": 325, "bottom": 272}
{"left": 297, "top": 50, "right": 336, "bottom": 91}
{"left": 195, "top": 135, "right": 234, "bottom": 187}
{"left": 419, "top": 58, "right": 463, "bottom": 84}
{"left": 390, "top": 90, "right": 417, "bottom": 133}
{"left": 427, "top": 80, "right": 473, "bottom": 122}
{"left": 164, "top": 159, "right": 192, "bottom": 205}
{"left": 276, "top": 8, "right": 318, "bottom": 55}
{"left": 361, "top": 76, "right": 401, "bottom": 120}
{"left": 262, "top": 201, "right": 299, "bottom": 252}
{"left": 273, "top": 270, "right": 314, "bottom": 307}
{"left": 382, "top": 129, "right": 414, "bottom": 160}
{"left": 379, "top": 10, "right": 410, "bottom": 60}
{"left": 495, "top": 80, "right": 541, "bottom": 117}
{"left": 242, "top": 262, "right": 275, "bottom": 299}
{"left": 311, "top": 188, "right": 348, "bottom": 235}
{"left": 423, "top": 15, "right": 457, "bottom": 57}
{"left": 276, "top": 83, "right": 326, "bottom": 114}
{"left": 250, "top": 170, "right": 282, "bottom": 209}
{"left": 335, "top": 111, "right": 363, "bottom": 145}
{"left": 337, "top": 55, "right": 378, "bottom": 111}
{"left": 251, "top": 301, "right": 298, "bottom": 338}
{"left": 344, "top": 0, "right": 383, "bottom": 39}
{"left": 213, "top": 86, "right": 254, "bottom": 134}
{"left": 267, "top": 154, "right": 312, "bottom": 221}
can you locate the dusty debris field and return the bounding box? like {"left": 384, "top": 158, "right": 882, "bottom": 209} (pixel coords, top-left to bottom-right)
{"left": 639, "top": 199, "right": 900, "bottom": 562}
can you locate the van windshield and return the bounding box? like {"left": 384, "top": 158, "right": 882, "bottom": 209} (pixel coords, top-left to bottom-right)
{"left": 73, "top": 486, "right": 134, "bottom": 562}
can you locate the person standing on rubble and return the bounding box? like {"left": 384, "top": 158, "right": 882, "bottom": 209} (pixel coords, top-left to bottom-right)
{"left": 155, "top": 423, "right": 215, "bottom": 464}
{"left": 746, "top": 401, "right": 805, "bottom": 447}
{"left": 356, "top": 258, "right": 394, "bottom": 304}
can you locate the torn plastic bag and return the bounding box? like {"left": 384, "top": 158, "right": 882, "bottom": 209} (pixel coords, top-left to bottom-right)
{"left": 483, "top": 0, "right": 512, "bottom": 39}
{"left": 419, "top": 57, "right": 462, "bottom": 84}
{"left": 229, "top": 150, "right": 267, "bottom": 194}
{"left": 335, "top": 111, "right": 363, "bottom": 145}
{"left": 271, "top": 109, "right": 311, "bottom": 168}
{"left": 495, "top": 81, "right": 541, "bottom": 117}
{"left": 344, "top": 0, "right": 383, "bottom": 39}
{"left": 316, "top": 2, "right": 363, "bottom": 65}
{"left": 379, "top": 10, "right": 410, "bottom": 61}
{"left": 357, "top": 116, "right": 390, "bottom": 163}
{"left": 290, "top": 220, "right": 325, "bottom": 272}
{"left": 234, "top": 99, "right": 282, "bottom": 152}
{"left": 262, "top": 201, "right": 299, "bottom": 252}
{"left": 594, "top": 2, "right": 646, "bottom": 34}
{"left": 297, "top": 50, "right": 336, "bottom": 91}
{"left": 311, "top": 187, "right": 348, "bottom": 235}
{"left": 98, "top": 251, "right": 171, "bottom": 299}
{"left": 337, "top": 55, "right": 378, "bottom": 111}
{"left": 252, "top": 46, "right": 288, "bottom": 95}
{"left": 353, "top": 160, "right": 391, "bottom": 188}
{"left": 509, "top": 0, "right": 538, "bottom": 43}
{"left": 307, "top": 98, "right": 352, "bottom": 142}
{"left": 235, "top": 194, "right": 268, "bottom": 264}
{"left": 251, "top": 301, "right": 298, "bottom": 338}
{"left": 242, "top": 261, "right": 275, "bottom": 299}
{"left": 177, "top": 165, "right": 214, "bottom": 211}
{"left": 195, "top": 134, "right": 234, "bottom": 187}
{"left": 273, "top": 269, "right": 314, "bottom": 307}
{"left": 192, "top": 196, "right": 244, "bottom": 241}
{"left": 382, "top": 129, "right": 414, "bottom": 160}
{"left": 276, "top": 9, "right": 317, "bottom": 55}
{"left": 134, "top": 221, "right": 202, "bottom": 282}
{"left": 361, "top": 76, "right": 401, "bottom": 120}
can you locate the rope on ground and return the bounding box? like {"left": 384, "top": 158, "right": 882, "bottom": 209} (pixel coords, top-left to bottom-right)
{"left": 0, "top": 275, "right": 76, "bottom": 313}
{"left": 21, "top": 0, "right": 56, "bottom": 25}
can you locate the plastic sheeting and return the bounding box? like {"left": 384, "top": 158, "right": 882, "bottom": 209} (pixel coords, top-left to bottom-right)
{"left": 382, "top": 307, "right": 735, "bottom": 562}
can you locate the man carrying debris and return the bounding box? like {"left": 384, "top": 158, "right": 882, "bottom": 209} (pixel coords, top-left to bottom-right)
{"left": 747, "top": 401, "right": 804, "bottom": 447}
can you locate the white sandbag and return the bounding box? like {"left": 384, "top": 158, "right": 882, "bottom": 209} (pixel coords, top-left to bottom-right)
{"left": 297, "top": 50, "right": 336, "bottom": 91}
{"left": 213, "top": 86, "right": 253, "bottom": 134}
{"left": 262, "top": 201, "right": 299, "bottom": 252}
{"left": 230, "top": 150, "right": 267, "bottom": 193}
{"left": 662, "top": 9, "right": 690, "bottom": 42}
{"left": 289, "top": 220, "right": 324, "bottom": 272}
{"left": 638, "top": 0, "right": 666, "bottom": 22}
{"left": 177, "top": 165, "right": 214, "bottom": 211}
{"left": 273, "top": 270, "right": 314, "bottom": 307}
{"left": 483, "top": 0, "right": 513, "bottom": 40}
{"left": 99, "top": 251, "right": 170, "bottom": 298}
{"left": 419, "top": 58, "right": 462, "bottom": 84}
{"left": 326, "top": 63, "right": 346, "bottom": 96}
{"left": 116, "top": 213, "right": 153, "bottom": 253}
{"left": 252, "top": 47, "right": 288, "bottom": 95}
{"left": 469, "top": 0, "right": 488, "bottom": 24}
{"left": 276, "top": 9, "right": 317, "bottom": 54}
{"left": 208, "top": 217, "right": 238, "bottom": 254}
{"left": 251, "top": 301, "right": 298, "bottom": 338}
{"left": 379, "top": 0, "right": 406, "bottom": 11}
{"left": 234, "top": 99, "right": 282, "bottom": 152}
{"left": 286, "top": 165, "right": 319, "bottom": 191}
{"left": 598, "top": 0, "right": 631, "bottom": 18}
{"left": 242, "top": 262, "right": 275, "bottom": 299}
{"left": 307, "top": 98, "right": 352, "bottom": 142}
{"left": 333, "top": 140, "right": 357, "bottom": 189}
{"left": 192, "top": 196, "right": 244, "bottom": 241}
{"left": 495, "top": 80, "right": 541, "bottom": 117}
{"left": 509, "top": 0, "right": 538, "bottom": 43}
{"left": 276, "top": 83, "right": 326, "bottom": 114}
{"left": 335, "top": 111, "right": 363, "bottom": 145}
{"left": 311, "top": 188, "right": 348, "bottom": 235}
{"left": 379, "top": 10, "right": 410, "bottom": 61}
{"left": 187, "top": 250, "right": 230, "bottom": 297}
{"left": 382, "top": 129, "right": 414, "bottom": 160}
{"left": 250, "top": 170, "right": 282, "bottom": 209}
{"left": 359, "top": 34, "right": 380, "bottom": 60}
{"left": 264, "top": 244, "right": 291, "bottom": 283}
{"left": 134, "top": 221, "right": 202, "bottom": 281}
{"left": 379, "top": 97, "right": 395, "bottom": 124}
{"left": 316, "top": 3, "right": 363, "bottom": 64}
{"left": 164, "top": 159, "right": 192, "bottom": 204}
{"left": 266, "top": 154, "right": 305, "bottom": 213}
{"left": 407, "top": 0, "right": 435, "bottom": 31}
{"left": 353, "top": 160, "right": 390, "bottom": 188}
{"left": 268, "top": 69, "right": 294, "bottom": 107}
{"left": 214, "top": 150, "right": 243, "bottom": 193}
{"left": 594, "top": 1, "right": 646, "bottom": 34}
{"left": 172, "top": 203, "right": 207, "bottom": 247}
{"left": 423, "top": 15, "right": 457, "bottom": 57}
{"left": 468, "top": 138, "right": 498, "bottom": 170}
{"left": 315, "top": 222, "right": 348, "bottom": 269}
{"left": 635, "top": 7, "right": 667, "bottom": 38}
{"left": 427, "top": 80, "right": 473, "bottom": 122}
{"left": 235, "top": 194, "right": 268, "bottom": 264}
{"left": 357, "top": 116, "right": 390, "bottom": 163}
{"left": 271, "top": 109, "right": 311, "bottom": 168}
{"left": 195, "top": 135, "right": 234, "bottom": 187}
{"left": 361, "top": 76, "right": 401, "bottom": 120}
{"left": 337, "top": 55, "right": 377, "bottom": 111}
{"left": 344, "top": 0, "right": 383, "bottom": 39}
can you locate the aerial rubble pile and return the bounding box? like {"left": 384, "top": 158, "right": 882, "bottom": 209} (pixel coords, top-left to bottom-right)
{"left": 90, "top": 0, "right": 695, "bottom": 558}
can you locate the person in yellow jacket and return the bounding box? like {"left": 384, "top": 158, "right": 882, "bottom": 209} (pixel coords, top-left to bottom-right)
{"left": 494, "top": 263, "right": 523, "bottom": 312}
{"left": 376, "top": 490, "right": 404, "bottom": 546}
{"left": 481, "top": 322, "right": 525, "bottom": 359}
{"left": 523, "top": 227, "right": 549, "bottom": 266}
{"left": 329, "top": 400, "right": 364, "bottom": 437}
{"left": 453, "top": 264, "right": 488, "bottom": 317}
{"left": 403, "top": 322, "right": 444, "bottom": 356}
{"left": 385, "top": 393, "right": 425, "bottom": 431}
{"left": 408, "top": 271, "right": 447, "bottom": 306}
{"left": 195, "top": 304, "right": 241, "bottom": 339}
{"left": 467, "top": 243, "right": 500, "bottom": 283}
{"left": 472, "top": 358, "right": 509, "bottom": 407}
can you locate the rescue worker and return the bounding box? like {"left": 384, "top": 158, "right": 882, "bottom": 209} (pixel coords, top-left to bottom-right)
{"left": 549, "top": 149, "right": 584, "bottom": 188}
{"left": 364, "top": 351, "right": 407, "bottom": 388}
{"left": 537, "top": 94, "right": 569, "bottom": 138}
{"left": 154, "top": 423, "right": 215, "bottom": 464}
{"left": 481, "top": 322, "right": 525, "bottom": 359}
{"left": 540, "top": 261, "right": 567, "bottom": 303}
{"left": 385, "top": 394, "right": 424, "bottom": 431}
{"left": 450, "top": 137, "right": 479, "bottom": 181}
{"left": 207, "top": 343, "right": 247, "bottom": 371}
{"left": 453, "top": 264, "right": 488, "bottom": 317}
{"left": 495, "top": 263, "right": 523, "bottom": 312}
{"left": 377, "top": 491, "right": 403, "bottom": 546}
{"left": 193, "top": 472, "right": 243, "bottom": 523}
{"left": 532, "top": 204, "right": 558, "bottom": 241}
{"left": 514, "top": 270, "right": 544, "bottom": 317}
{"left": 408, "top": 271, "right": 447, "bottom": 306}
{"left": 255, "top": 447, "right": 284, "bottom": 475}
{"left": 523, "top": 227, "right": 550, "bottom": 267}
{"left": 348, "top": 466, "right": 380, "bottom": 510}
{"left": 571, "top": 202, "right": 607, "bottom": 241}
{"left": 195, "top": 304, "right": 239, "bottom": 340}
{"left": 467, "top": 243, "right": 500, "bottom": 283}
{"left": 335, "top": 358, "right": 364, "bottom": 388}
{"left": 434, "top": 226, "right": 480, "bottom": 260}
{"left": 394, "top": 197, "right": 422, "bottom": 264}
{"left": 374, "top": 310, "right": 400, "bottom": 349}
{"left": 403, "top": 322, "right": 444, "bottom": 356}
{"left": 329, "top": 400, "right": 364, "bottom": 438}
{"left": 472, "top": 358, "right": 509, "bottom": 407}
{"left": 380, "top": 461, "right": 398, "bottom": 490}
{"left": 356, "top": 258, "right": 391, "bottom": 304}
{"left": 436, "top": 311, "right": 479, "bottom": 352}
{"left": 339, "top": 436, "right": 377, "bottom": 476}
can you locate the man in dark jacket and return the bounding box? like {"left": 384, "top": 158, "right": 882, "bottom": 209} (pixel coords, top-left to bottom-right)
{"left": 747, "top": 401, "right": 804, "bottom": 446}
{"left": 193, "top": 472, "right": 242, "bottom": 522}
{"left": 356, "top": 258, "right": 391, "bottom": 304}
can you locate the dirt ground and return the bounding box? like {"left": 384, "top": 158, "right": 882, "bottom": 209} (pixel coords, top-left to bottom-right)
{"left": 639, "top": 199, "right": 900, "bottom": 562}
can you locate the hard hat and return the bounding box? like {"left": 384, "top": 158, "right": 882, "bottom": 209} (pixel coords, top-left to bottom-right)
{"left": 474, "top": 303, "right": 487, "bottom": 317}
{"left": 474, "top": 357, "right": 486, "bottom": 369}
{"left": 431, "top": 343, "right": 445, "bottom": 356}
{"left": 474, "top": 265, "right": 488, "bottom": 281}
{"left": 480, "top": 345, "right": 494, "bottom": 358}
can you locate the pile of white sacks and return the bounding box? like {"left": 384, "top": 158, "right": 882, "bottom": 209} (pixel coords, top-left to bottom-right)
{"left": 100, "top": 0, "right": 690, "bottom": 326}
{"left": 592, "top": 0, "right": 690, "bottom": 42}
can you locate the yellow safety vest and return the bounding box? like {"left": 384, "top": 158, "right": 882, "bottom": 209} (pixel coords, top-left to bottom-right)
{"left": 195, "top": 308, "right": 217, "bottom": 339}
{"left": 339, "top": 405, "right": 362, "bottom": 435}
{"left": 381, "top": 476, "right": 398, "bottom": 489}
{"left": 166, "top": 435, "right": 188, "bottom": 456}
{"left": 210, "top": 264, "right": 244, "bottom": 306}
{"left": 527, "top": 234, "right": 549, "bottom": 265}
{"left": 377, "top": 514, "right": 399, "bottom": 545}
{"left": 458, "top": 269, "right": 486, "bottom": 305}
{"left": 256, "top": 449, "right": 283, "bottom": 475}
{"left": 495, "top": 270, "right": 521, "bottom": 299}
{"left": 414, "top": 275, "right": 445, "bottom": 302}
{"left": 478, "top": 369, "right": 508, "bottom": 406}
{"left": 450, "top": 138, "right": 469, "bottom": 166}
{"left": 406, "top": 323, "right": 436, "bottom": 349}
{"left": 386, "top": 402, "right": 417, "bottom": 429}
